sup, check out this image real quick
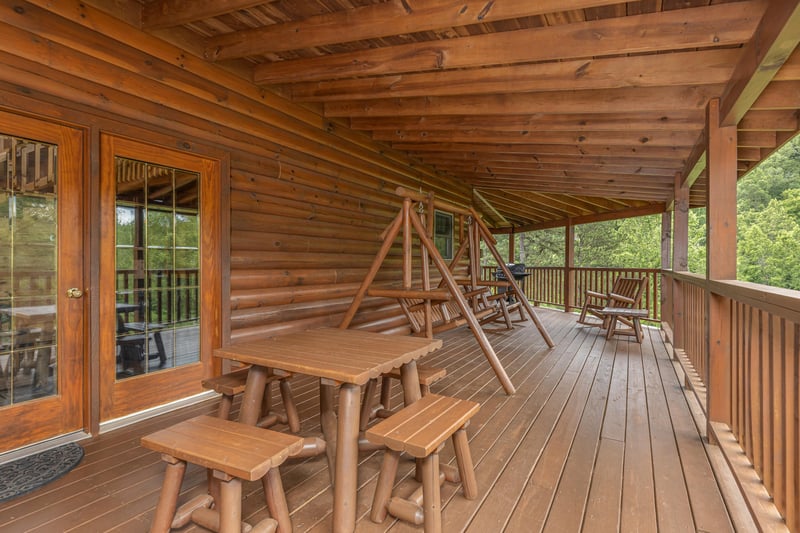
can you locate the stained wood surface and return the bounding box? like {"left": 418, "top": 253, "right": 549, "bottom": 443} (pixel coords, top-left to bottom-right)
{"left": 365, "top": 394, "right": 479, "bottom": 457}
{"left": 214, "top": 328, "right": 442, "bottom": 385}
{"left": 140, "top": 415, "right": 303, "bottom": 481}
{"left": 0, "top": 309, "right": 752, "bottom": 532}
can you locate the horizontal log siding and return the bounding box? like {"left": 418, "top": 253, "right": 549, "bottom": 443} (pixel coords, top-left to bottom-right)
{"left": 0, "top": 1, "right": 471, "bottom": 343}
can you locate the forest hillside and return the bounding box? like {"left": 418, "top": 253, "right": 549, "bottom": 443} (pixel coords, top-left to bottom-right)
{"left": 489, "top": 135, "right": 800, "bottom": 291}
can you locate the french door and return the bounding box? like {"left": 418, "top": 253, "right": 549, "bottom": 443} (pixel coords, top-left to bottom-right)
{"left": 99, "top": 135, "right": 222, "bottom": 421}
{"left": 0, "top": 110, "right": 85, "bottom": 451}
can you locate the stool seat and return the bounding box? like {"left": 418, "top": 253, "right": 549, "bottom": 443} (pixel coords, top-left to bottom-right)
{"left": 366, "top": 393, "right": 479, "bottom": 457}
{"left": 142, "top": 415, "right": 303, "bottom": 481}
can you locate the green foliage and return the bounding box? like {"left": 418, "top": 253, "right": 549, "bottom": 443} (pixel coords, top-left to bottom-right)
{"left": 484, "top": 137, "right": 800, "bottom": 290}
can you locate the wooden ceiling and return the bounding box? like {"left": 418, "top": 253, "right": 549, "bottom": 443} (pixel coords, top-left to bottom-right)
{"left": 132, "top": 0, "right": 799, "bottom": 230}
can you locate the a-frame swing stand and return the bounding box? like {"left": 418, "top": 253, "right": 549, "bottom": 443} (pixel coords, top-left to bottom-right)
{"left": 340, "top": 187, "right": 554, "bottom": 395}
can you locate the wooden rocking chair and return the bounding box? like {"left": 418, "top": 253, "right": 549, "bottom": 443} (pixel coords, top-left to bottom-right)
{"left": 577, "top": 276, "right": 647, "bottom": 330}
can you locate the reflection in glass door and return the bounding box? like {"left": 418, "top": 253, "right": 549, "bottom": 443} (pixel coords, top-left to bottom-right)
{"left": 114, "top": 157, "right": 200, "bottom": 379}
{"left": 0, "top": 135, "right": 58, "bottom": 406}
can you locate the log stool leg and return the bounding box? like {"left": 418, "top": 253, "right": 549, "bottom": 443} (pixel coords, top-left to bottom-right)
{"left": 150, "top": 456, "right": 187, "bottom": 533}
{"left": 279, "top": 379, "right": 301, "bottom": 433}
{"left": 452, "top": 427, "right": 477, "bottom": 499}
{"left": 371, "top": 449, "right": 401, "bottom": 523}
{"left": 421, "top": 450, "right": 442, "bottom": 533}
{"left": 262, "top": 467, "right": 293, "bottom": 533}
{"left": 217, "top": 393, "right": 234, "bottom": 421}
{"left": 216, "top": 473, "right": 242, "bottom": 533}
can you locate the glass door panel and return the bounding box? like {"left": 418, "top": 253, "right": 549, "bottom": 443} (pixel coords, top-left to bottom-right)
{"left": 114, "top": 158, "right": 200, "bottom": 379}
{"left": 0, "top": 136, "right": 58, "bottom": 407}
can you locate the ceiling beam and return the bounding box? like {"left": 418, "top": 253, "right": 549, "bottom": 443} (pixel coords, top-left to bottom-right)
{"left": 206, "top": 0, "right": 627, "bottom": 60}
{"left": 719, "top": 0, "right": 800, "bottom": 126}
{"left": 326, "top": 85, "right": 725, "bottom": 117}
{"left": 254, "top": 2, "right": 759, "bottom": 83}
{"left": 473, "top": 189, "right": 510, "bottom": 227}
{"left": 142, "top": 0, "right": 272, "bottom": 30}
{"left": 291, "top": 48, "right": 738, "bottom": 102}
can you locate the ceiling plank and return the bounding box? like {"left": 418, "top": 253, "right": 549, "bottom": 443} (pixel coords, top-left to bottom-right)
{"left": 254, "top": 2, "right": 759, "bottom": 84}
{"left": 439, "top": 161, "right": 677, "bottom": 178}
{"left": 719, "top": 0, "right": 800, "bottom": 126}
{"left": 291, "top": 48, "right": 739, "bottom": 102}
{"left": 373, "top": 129, "right": 699, "bottom": 147}
{"left": 398, "top": 142, "right": 690, "bottom": 160}
{"left": 749, "top": 80, "right": 800, "bottom": 110}
{"left": 350, "top": 110, "right": 706, "bottom": 132}
{"left": 142, "top": 0, "right": 273, "bottom": 31}
{"left": 508, "top": 204, "right": 667, "bottom": 232}
{"left": 206, "top": 0, "right": 627, "bottom": 60}
{"left": 738, "top": 109, "right": 800, "bottom": 131}
{"left": 325, "top": 85, "right": 725, "bottom": 117}
{"left": 414, "top": 152, "right": 684, "bottom": 170}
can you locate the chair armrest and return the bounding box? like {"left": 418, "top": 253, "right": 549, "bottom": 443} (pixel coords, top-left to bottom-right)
{"left": 608, "top": 292, "right": 635, "bottom": 304}
{"left": 584, "top": 290, "right": 607, "bottom": 300}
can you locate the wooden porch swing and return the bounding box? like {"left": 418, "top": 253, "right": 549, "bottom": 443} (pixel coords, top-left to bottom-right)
{"left": 340, "top": 187, "right": 554, "bottom": 395}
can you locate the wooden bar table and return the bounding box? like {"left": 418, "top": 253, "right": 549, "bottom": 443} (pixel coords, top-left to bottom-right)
{"left": 214, "top": 327, "right": 442, "bottom": 532}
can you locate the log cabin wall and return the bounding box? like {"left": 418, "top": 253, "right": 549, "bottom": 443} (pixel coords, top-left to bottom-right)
{"left": 0, "top": 1, "right": 472, "bottom": 342}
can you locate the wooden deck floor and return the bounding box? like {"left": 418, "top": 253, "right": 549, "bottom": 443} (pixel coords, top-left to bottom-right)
{"left": 0, "top": 309, "right": 749, "bottom": 532}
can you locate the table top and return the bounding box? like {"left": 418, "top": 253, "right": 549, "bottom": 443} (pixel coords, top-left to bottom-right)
{"left": 214, "top": 328, "right": 442, "bottom": 385}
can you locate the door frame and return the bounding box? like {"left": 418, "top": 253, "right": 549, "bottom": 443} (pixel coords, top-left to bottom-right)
{"left": 98, "top": 134, "right": 223, "bottom": 422}
{"left": 0, "top": 110, "right": 86, "bottom": 451}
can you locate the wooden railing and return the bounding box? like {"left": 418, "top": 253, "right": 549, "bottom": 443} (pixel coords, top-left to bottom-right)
{"left": 115, "top": 269, "right": 199, "bottom": 324}
{"left": 664, "top": 271, "right": 799, "bottom": 532}
{"left": 480, "top": 265, "right": 661, "bottom": 321}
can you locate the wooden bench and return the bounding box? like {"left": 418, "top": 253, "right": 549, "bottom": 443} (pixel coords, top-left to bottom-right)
{"left": 601, "top": 307, "right": 649, "bottom": 343}
{"left": 359, "top": 365, "right": 447, "bottom": 431}
{"left": 365, "top": 394, "right": 480, "bottom": 533}
{"left": 201, "top": 367, "right": 301, "bottom": 433}
{"left": 141, "top": 415, "right": 304, "bottom": 533}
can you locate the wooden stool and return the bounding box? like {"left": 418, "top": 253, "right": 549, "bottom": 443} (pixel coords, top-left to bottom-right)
{"left": 359, "top": 365, "right": 446, "bottom": 431}
{"left": 365, "top": 394, "right": 480, "bottom": 533}
{"left": 600, "top": 307, "right": 649, "bottom": 343}
{"left": 141, "top": 415, "right": 303, "bottom": 533}
{"left": 202, "top": 367, "right": 301, "bottom": 433}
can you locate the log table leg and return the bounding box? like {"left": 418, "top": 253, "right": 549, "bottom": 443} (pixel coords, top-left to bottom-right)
{"left": 320, "top": 381, "right": 338, "bottom": 485}
{"left": 239, "top": 366, "right": 268, "bottom": 426}
{"left": 332, "top": 383, "right": 361, "bottom": 533}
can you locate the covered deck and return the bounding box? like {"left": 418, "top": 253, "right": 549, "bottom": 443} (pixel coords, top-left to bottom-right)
{"left": 0, "top": 309, "right": 751, "bottom": 532}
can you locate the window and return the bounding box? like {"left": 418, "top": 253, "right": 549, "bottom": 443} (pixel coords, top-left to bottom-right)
{"left": 434, "top": 210, "right": 454, "bottom": 260}
{"left": 114, "top": 156, "right": 200, "bottom": 379}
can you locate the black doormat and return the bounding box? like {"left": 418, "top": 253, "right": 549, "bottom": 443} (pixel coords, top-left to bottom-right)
{"left": 0, "top": 442, "right": 84, "bottom": 504}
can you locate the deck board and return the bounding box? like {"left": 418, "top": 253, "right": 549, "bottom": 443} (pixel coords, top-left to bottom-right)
{"left": 0, "top": 309, "right": 744, "bottom": 532}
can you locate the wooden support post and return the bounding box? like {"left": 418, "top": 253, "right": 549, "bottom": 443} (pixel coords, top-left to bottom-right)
{"left": 661, "top": 211, "right": 673, "bottom": 341}
{"left": 673, "top": 173, "right": 689, "bottom": 352}
{"left": 402, "top": 197, "right": 412, "bottom": 290}
{"left": 508, "top": 227, "right": 515, "bottom": 264}
{"left": 564, "top": 222, "right": 575, "bottom": 314}
{"left": 706, "top": 98, "right": 737, "bottom": 432}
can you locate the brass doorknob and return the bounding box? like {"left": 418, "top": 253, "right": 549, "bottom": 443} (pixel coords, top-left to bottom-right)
{"left": 66, "top": 288, "right": 83, "bottom": 298}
